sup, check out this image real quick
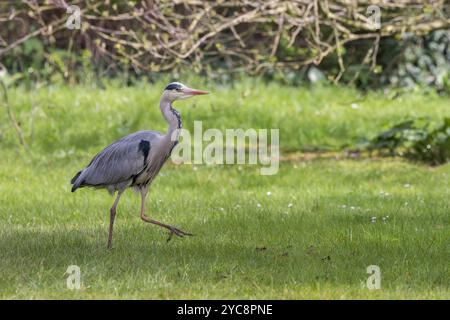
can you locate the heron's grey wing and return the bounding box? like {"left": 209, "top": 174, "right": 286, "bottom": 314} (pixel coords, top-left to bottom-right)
{"left": 71, "top": 130, "right": 161, "bottom": 191}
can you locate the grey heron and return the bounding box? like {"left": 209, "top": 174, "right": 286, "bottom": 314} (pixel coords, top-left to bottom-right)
{"left": 71, "top": 82, "right": 209, "bottom": 249}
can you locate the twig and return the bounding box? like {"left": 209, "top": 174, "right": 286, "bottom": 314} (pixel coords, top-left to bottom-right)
{"left": 0, "top": 79, "right": 26, "bottom": 147}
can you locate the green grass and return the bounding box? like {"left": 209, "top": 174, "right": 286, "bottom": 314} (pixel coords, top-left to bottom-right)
{"left": 1, "top": 80, "right": 449, "bottom": 154}
{"left": 0, "top": 81, "right": 449, "bottom": 299}
{"left": 0, "top": 153, "right": 448, "bottom": 299}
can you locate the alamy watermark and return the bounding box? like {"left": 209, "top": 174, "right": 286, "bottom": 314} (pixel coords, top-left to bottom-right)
{"left": 65, "top": 265, "right": 81, "bottom": 290}
{"left": 170, "top": 121, "right": 279, "bottom": 175}
{"left": 66, "top": 5, "right": 81, "bottom": 30}
{"left": 366, "top": 265, "right": 381, "bottom": 290}
{"left": 367, "top": 5, "right": 381, "bottom": 30}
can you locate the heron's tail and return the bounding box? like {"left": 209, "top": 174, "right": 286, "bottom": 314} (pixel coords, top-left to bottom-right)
{"left": 71, "top": 170, "right": 83, "bottom": 192}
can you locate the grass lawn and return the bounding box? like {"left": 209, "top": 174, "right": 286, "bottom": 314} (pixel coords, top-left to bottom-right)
{"left": 2, "top": 80, "right": 449, "bottom": 153}
{"left": 0, "top": 81, "right": 449, "bottom": 299}
{"left": 0, "top": 154, "right": 448, "bottom": 299}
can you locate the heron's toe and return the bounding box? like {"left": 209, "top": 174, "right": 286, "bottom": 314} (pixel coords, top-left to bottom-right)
{"left": 166, "top": 226, "right": 193, "bottom": 242}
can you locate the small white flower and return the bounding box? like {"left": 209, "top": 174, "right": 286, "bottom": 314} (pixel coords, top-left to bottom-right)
{"left": 288, "top": 203, "right": 293, "bottom": 208}
{"left": 257, "top": 203, "right": 262, "bottom": 208}
{"left": 404, "top": 183, "right": 411, "bottom": 188}
{"left": 219, "top": 207, "right": 224, "bottom": 212}
{"left": 350, "top": 206, "right": 355, "bottom": 210}
{"left": 266, "top": 191, "right": 272, "bottom": 196}
{"left": 341, "top": 205, "right": 347, "bottom": 208}
{"left": 351, "top": 103, "right": 359, "bottom": 109}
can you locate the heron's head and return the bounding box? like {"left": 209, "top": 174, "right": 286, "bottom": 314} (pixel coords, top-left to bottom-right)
{"left": 162, "top": 82, "right": 209, "bottom": 102}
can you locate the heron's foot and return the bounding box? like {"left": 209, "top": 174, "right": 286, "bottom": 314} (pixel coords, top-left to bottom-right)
{"left": 140, "top": 214, "right": 193, "bottom": 242}
{"left": 166, "top": 226, "right": 193, "bottom": 242}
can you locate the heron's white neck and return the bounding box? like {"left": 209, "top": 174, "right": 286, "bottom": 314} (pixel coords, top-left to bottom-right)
{"left": 160, "top": 97, "right": 182, "bottom": 139}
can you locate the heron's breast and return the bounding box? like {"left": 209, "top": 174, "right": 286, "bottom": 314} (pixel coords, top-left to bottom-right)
{"left": 134, "top": 151, "right": 167, "bottom": 184}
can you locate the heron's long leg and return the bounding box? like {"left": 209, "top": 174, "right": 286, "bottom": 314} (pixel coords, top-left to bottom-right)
{"left": 139, "top": 187, "right": 193, "bottom": 241}
{"left": 108, "top": 190, "right": 123, "bottom": 249}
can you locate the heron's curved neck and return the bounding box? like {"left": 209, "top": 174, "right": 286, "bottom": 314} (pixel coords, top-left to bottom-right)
{"left": 160, "top": 97, "right": 182, "bottom": 137}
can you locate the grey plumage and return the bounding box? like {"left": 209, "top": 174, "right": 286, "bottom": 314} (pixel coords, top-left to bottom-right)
{"left": 71, "top": 130, "right": 162, "bottom": 194}
{"left": 70, "top": 82, "right": 209, "bottom": 249}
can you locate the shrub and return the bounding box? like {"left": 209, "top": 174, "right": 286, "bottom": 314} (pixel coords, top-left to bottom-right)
{"left": 367, "top": 117, "right": 450, "bottom": 165}
{"left": 0, "top": 1, "right": 448, "bottom": 87}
